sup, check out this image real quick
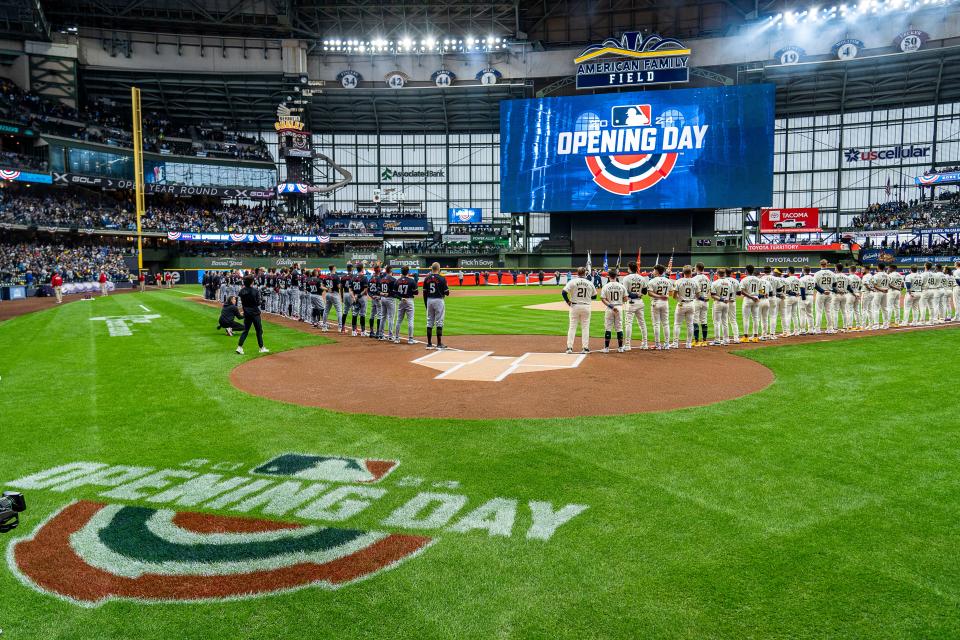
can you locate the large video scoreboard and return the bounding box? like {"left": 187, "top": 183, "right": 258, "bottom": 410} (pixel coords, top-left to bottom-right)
{"left": 500, "top": 84, "right": 775, "bottom": 213}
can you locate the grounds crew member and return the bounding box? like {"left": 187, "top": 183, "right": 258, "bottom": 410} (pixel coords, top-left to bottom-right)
{"left": 423, "top": 262, "right": 450, "bottom": 350}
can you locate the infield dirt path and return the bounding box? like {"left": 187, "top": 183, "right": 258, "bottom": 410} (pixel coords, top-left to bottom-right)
{"left": 194, "top": 295, "right": 956, "bottom": 420}
{"left": 230, "top": 333, "right": 775, "bottom": 419}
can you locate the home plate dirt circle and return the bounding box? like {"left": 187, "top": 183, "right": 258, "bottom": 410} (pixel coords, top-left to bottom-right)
{"left": 231, "top": 335, "right": 774, "bottom": 419}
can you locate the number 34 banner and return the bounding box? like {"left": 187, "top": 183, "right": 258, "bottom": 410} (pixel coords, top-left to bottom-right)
{"left": 759, "top": 207, "right": 821, "bottom": 234}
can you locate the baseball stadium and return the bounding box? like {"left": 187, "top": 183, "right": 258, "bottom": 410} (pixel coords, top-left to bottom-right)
{"left": 2, "top": 0, "right": 960, "bottom": 637}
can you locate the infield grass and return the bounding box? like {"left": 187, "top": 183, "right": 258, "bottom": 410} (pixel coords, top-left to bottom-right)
{"left": 1, "top": 287, "right": 958, "bottom": 639}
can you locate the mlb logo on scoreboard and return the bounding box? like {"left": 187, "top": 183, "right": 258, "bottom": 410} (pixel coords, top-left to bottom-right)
{"left": 611, "top": 104, "right": 651, "bottom": 127}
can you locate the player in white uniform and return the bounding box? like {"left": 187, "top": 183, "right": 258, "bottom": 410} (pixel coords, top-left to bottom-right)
{"left": 904, "top": 265, "right": 924, "bottom": 326}
{"left": 757, "top": 275, "right": 772, "bottom": 340}
{"left": 621, "top": 262, "right": 649, "bottom": 351}
{"left": 739, "top": 265, "right": 762, "bottom": 343}
{"left": 845, "top": 267, "right": 862, "bottom": 331}
{"left": 831, "top": 265, "right": 848, "bottom": 332}
{"left": 672, "top": 266, "right": 697, "bottom": 349}
{"left": 647, "top": 264, "right": 674, "bottom": 349}
{"left": 691, "top": 263, "right": 711, "bottom": 346}
{"left": 781, "top": 266, "right": 802, "bottom": 336}
{"left": 872, "top": 266, "right": 890, "bottom": 329}
{"left": 726, "top": 271, "right": 740, "bottom": 341}
{"left": 936, "top": 265, "right": 950, "bottom": 322}
{"left": 861, "top": 268, "right": 875, "bottom": 330}
{"left": 885, "top": 265, "right": 904, "bottom": 327}
{"left": 761, "top": 267, "right": 780, "bottom": 339}
{"left": 599, "top": 270, "right": 627, "bottom": 353}
{"left": 952, "top": 261, "right": 960, "bottom": 320}
{"left": 561, "top": 266, "right": 596, "bottom": 353}
{"left": 800, "top": 266, "right": 816, "bottom": 334}
{"left": 710, "top": 268, "right": 733, "bottom": 345}
{"left": 812, "top": 260, "right": 835, "bottom": 334}
{"left": 921, "top": 263, "right": 938, "bottom": 325}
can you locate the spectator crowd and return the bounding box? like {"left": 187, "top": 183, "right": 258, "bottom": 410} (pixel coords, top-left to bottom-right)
{"left": 0, "top": 240, "right": 132, "bottom": 285}
{"left": 851, "top": 192, "right": 960, "bottom": 231}
{"left": 0, "top": 79, "right": 272, "bottom": 163}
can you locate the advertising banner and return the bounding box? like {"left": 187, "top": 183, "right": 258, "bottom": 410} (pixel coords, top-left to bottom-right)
{"left": 459, "top": 257, "right": 498, "bottom": 268}
{"left": 382, "top": 217, "right": 428, "bottom": 233}
{"left": 860, "top": 248, "right": 898, "bottom": 264}
{"left": 747, "top": 243, "right": 847, "bottom": 252}
{"left": 51, "top": 173, "right": 274, "bottom": 199}
{"left": 448, "top": 208, "right": 482, "bottom": 224}
{"left": 0, "top": 169, "right": 53, "bottom": 184}
{"left": 500, "top": 84, "right": 775, "bottom": 212}
{"left": 759, "top": 207, "right": 821, "bottom": 233}
{"left": 915, "top": 171, "right": 960, "bottom": 187}
{"left": 167, "top": 232, "right": 331, "bottom": 244}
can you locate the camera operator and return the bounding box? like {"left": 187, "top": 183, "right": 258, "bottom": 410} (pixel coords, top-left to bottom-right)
{"left": 0, "top": 491, "right": 25, "bottom": 533}
{"left": 217, "top": 295, "right": 244, "bottom": 337}
{"left": 235, "top": 275, "right": 269, "bottom": 355}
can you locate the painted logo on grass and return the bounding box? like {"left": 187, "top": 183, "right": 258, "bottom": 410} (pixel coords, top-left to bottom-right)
{"left": 11, "top": 501, "right": 430, "bottom": 606}
{"left": 251, "top": 453, "right": 398, "bottom": 484}
{"left": 6, "top": 458, "right": 588, "bottom": 607}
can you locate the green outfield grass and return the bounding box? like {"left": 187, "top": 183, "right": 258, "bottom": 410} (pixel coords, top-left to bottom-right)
{"left": 1, "top": 288, "right": 959, "bottom": 639}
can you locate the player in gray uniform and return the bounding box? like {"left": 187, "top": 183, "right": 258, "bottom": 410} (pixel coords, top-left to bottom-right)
{"left": 422, "top": 262, "right": 450, "bottom": 350}
{"left": 340, "top": 263, "right": 355, "bottom": 332}
{"left": 393, "top": 265, "right": 419, "bottom": 344}
{"left": 288, "top": 265, "right": 301, "bottom": 319}
{"left": 368, "top": 265, "right": 383, "bottom": 339}
{"left": 308, "top": 269, "right": 326, "bottom": 327}
{"left": 379, "top": 266, "right": 397, "bottom": 341}
{"left": 322, "top": 265, "right": 342, "bottom": 331}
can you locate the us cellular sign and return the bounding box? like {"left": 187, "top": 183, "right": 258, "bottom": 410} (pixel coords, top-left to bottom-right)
{"left": 500, "top": 85, "right": 775, "bottom": 212}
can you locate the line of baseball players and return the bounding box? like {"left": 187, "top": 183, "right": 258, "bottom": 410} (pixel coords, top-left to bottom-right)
{"left": 561, "top": 259, "right": 960, "bottom": 352}
{"left": 216, "top": 262, "right": 451, "bottom": 348}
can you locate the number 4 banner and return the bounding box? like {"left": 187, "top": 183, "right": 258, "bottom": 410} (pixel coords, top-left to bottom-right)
{"left": 759, "top": 208, "right": 821, "bottom": 234}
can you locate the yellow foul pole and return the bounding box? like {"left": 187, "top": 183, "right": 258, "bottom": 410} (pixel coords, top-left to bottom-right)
{"left": 131, "top": 87, "right": 145, "bottom": 272}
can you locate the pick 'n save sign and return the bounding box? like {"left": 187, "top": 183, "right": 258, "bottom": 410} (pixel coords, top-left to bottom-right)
{"left": 760, "top": 207, "right": 821, "bottom": 233}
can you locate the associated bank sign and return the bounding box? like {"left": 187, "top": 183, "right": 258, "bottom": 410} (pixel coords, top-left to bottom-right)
{"left": 575, "top": 32, "right": 690, "bottom": 90}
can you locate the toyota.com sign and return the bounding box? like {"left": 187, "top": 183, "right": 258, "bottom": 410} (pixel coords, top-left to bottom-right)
{"left": 760, "top": 207, "right": 821, "bottom": 234}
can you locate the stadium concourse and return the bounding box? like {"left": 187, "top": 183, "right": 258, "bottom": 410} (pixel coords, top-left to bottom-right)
{"left": 5, "top": 0, "right": 960, "bottom": 638}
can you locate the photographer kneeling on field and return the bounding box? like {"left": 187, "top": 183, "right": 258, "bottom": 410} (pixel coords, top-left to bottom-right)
{"left": 236, "top": 276, "right": 269, "bottom": 355}
{"left": 217, "top": 295, "right": 244, "bottom": 337}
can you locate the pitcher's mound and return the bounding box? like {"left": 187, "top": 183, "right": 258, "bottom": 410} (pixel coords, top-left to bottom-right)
{"left": 231, "top": 335, "right": 773, "bottom": 419}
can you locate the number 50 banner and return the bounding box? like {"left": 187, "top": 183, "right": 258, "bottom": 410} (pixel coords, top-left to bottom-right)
{"left": 760, "top": 207, "right": 821, "bottom": 233}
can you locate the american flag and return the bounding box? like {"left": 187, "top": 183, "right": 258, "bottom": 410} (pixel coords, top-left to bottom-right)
{"left": 666, "top": 248, "right": 674, "bottom": 273}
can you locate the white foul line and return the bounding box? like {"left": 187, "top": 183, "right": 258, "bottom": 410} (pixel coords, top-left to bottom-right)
{"left": 434, "top": 351, "right": 494, "bottom": 380}
{"left": 139, "top": 304, "right": 151, "bottom": 312}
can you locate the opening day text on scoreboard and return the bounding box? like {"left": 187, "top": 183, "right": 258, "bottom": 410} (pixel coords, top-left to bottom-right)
{"left": 499, "top": 84, "right": 775, "bottom": 213}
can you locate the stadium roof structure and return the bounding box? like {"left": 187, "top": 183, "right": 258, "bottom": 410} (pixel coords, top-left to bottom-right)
{"left": 29, "top": 0, "right": 760, "bottom": 46}
{"left": 79, "top": 67, "right": 530, "bottom": 131}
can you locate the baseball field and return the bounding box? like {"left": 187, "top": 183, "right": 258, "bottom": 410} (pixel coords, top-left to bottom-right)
{"left": 2, "top": 286, "right": 959, "bottom": 639}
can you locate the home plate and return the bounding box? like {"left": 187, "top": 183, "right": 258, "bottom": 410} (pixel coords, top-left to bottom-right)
{"left": 412, "top": 350, "right": 585, "bottom": 382}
